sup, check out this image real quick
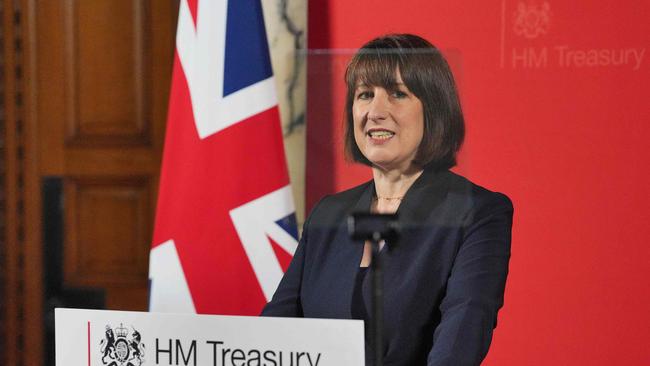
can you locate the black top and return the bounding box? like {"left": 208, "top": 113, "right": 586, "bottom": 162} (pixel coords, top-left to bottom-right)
{"left": 351, "top": 266, "right": 370, "bottom": 326}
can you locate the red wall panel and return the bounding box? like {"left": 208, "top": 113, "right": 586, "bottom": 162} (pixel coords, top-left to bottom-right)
{"left": 307, "top": 1, "right": 649, "bottom": 364}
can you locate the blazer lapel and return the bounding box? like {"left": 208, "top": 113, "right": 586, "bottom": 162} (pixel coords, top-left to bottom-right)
{"left": 321, "top": 181, "right": 374, "bottom": 318}
{"left": 396, "top": 167, "right": 450, "bottom": 229}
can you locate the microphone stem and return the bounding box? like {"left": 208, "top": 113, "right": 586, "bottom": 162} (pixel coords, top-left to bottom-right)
{"left": 371, "top": 238, "right": 383, "bottom": 366}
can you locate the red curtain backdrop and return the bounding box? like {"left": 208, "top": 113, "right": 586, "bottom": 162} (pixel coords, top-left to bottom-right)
{"left": 306, "top": 1, "right": 649, "bottom": 364}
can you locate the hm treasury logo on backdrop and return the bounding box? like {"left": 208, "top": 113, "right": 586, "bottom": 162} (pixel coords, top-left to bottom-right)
{"left": 501, "top": 0, "right": 645, "bottom": 70}
{"left": 99, "top": 323, "right": 146, "bottom": 366}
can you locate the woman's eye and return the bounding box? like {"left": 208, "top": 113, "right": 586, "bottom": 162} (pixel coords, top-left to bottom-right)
{"left": 392, "top": 90, "right": 408, "bottom": 98}
{"left": 357, "top": 91, "right": 372, "bottom": 100}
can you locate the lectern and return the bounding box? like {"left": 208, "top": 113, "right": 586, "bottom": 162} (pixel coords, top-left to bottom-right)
{"left": 56, "top": 308, "right": 364, "bottom": 365}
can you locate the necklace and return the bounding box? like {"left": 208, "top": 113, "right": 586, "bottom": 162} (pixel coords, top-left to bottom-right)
{"left": 374, "top": 195, "right": 404, "bottom": 201}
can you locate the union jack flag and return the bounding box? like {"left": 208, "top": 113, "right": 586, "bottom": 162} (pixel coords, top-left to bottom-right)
{"left": 148, "top": 0, "right": 297, "bottom": 315}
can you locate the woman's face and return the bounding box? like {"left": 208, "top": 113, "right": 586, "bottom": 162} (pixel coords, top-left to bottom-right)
{"left": 352, "top": 70, "right": 424, "bottom": 173}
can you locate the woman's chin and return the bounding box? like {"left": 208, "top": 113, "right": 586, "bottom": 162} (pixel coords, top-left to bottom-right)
{"left": 368, "top": 159, "right": 404, "bottom": 172}
{"left": 367, "top": 157, "right": 422, "bottom": 174}
{"left": 365, "top": 155, "right": 393, "bottom": 168}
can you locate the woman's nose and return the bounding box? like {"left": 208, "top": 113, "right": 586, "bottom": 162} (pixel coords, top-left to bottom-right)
{"left": 368, "top": 91, "right": 389, "bottom": 121}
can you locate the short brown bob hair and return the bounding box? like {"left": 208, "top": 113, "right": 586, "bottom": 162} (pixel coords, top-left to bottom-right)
{"left": 344, "top": 34, "right": 465, "bottom": 170}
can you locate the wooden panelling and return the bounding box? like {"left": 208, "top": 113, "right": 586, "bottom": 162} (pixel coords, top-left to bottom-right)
{"left": 1, "top": 0, "right": 21, "bottom": 360}
{"left": 1, "top": 0, "right": 40, "bottom": 364}
{"left": 64, "top": 0, "right": 151, "bottom": 145}
{"left": 64, "top": 177, "right": 150, "bottom": 287}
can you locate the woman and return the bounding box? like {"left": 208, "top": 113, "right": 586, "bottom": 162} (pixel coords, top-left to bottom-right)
{"left": 263, "top": 34, "right": 513, "bottom": 366}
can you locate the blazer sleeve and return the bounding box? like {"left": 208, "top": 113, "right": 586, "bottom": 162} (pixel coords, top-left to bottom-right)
{"left": 260, "top": 198, "right": 321, "bottom": 317}
{"left": 427, "top": 193, "right": 514, "bottom": 366}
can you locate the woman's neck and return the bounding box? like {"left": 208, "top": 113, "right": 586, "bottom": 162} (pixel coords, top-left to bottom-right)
{"left": 372, "top": 165, "right": 424, "bottom": 200}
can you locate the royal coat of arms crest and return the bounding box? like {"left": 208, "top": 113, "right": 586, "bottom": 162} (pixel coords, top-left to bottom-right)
{"left": 513, "top": 1, "right": 551, "bottom": 39}
{"left": 99, "top": 323, "right": 146, "bottom": 366}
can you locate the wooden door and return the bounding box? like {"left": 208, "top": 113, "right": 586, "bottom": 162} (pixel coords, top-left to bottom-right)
{"left": 36, "top": 0, "right": 177, "bottom": 307}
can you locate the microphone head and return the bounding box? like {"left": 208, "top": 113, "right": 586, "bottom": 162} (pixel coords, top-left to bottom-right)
{"left": 347, "top": 212, "right": 400, "bottom": 244}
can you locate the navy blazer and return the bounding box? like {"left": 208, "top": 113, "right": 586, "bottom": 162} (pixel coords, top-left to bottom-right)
{"left": 262, "top": 168, "right": 513, "bottom": 366}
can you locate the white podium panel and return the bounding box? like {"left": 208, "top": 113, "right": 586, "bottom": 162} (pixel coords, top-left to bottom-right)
{"left": 55, "top": 308, "right": 364, "bottom": 366}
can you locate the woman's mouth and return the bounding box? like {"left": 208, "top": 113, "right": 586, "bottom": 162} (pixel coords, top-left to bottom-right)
{"left": 367, "top": 129, "right": 395, "bottom": 143}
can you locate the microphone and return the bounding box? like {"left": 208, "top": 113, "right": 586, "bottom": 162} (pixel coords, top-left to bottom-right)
{"left": 347, "top": 212, "right": 399, "bottom": 245}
